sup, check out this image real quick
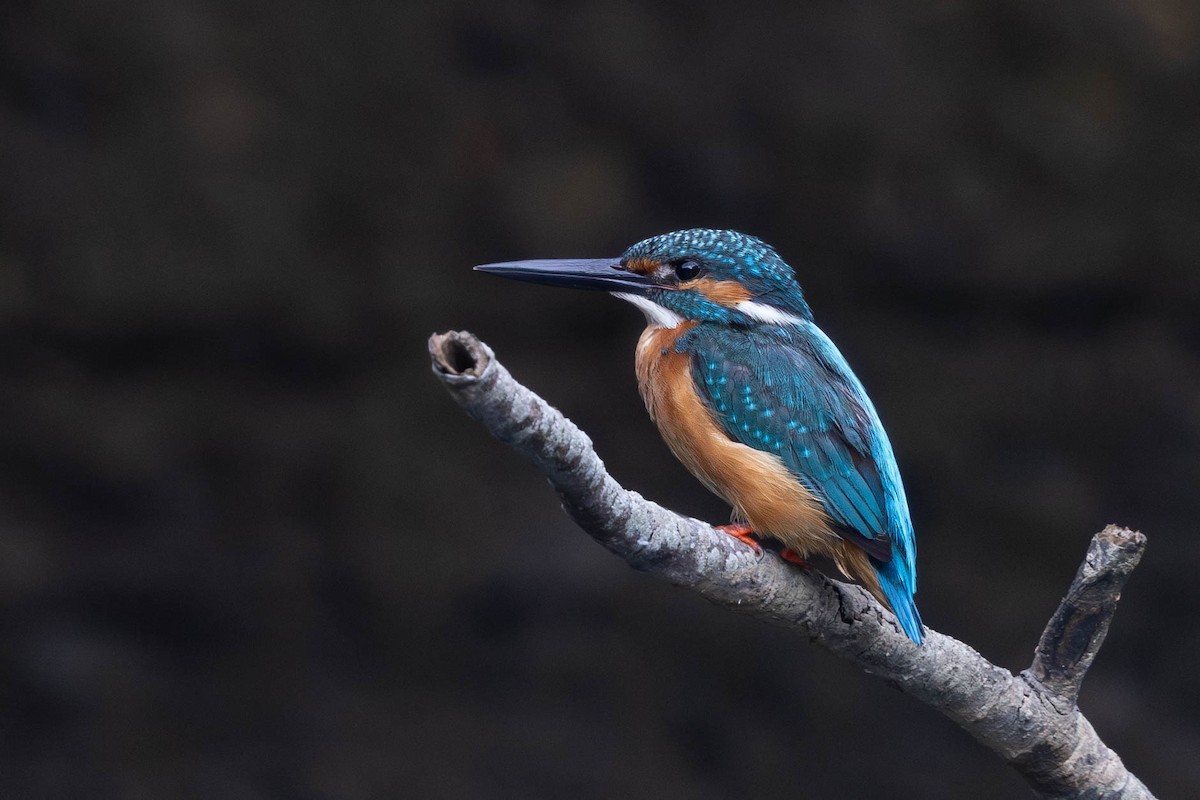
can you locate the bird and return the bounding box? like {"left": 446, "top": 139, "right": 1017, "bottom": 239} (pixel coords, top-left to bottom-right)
{"left": 475, "top": 229, "right": 923, "bottom": 644}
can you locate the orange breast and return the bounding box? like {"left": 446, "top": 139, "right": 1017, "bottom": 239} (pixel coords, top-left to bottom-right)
{"left": 633, "top": 326, "right": 843, "bottom": 560}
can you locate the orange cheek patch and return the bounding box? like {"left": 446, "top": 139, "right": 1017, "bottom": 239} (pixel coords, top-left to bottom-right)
{"left": 686, "top": 278, "right": 752, "bottom": 307}
{"left": 625, "top": 257, "right": 660, "bottom": 275}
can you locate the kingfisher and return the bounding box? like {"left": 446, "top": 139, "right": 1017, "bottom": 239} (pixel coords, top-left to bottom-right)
{"left": 476, "top": 229, "right": 923, "bottom": 644}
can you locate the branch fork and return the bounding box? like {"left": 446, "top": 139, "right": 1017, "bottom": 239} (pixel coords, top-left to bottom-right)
{"left": 430, "top": 330, "right": 1153, "bottom": 800}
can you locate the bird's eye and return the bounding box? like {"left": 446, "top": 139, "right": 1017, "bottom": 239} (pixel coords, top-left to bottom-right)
{"left": 673, "top": 259, "right": 703, "bottom": 281}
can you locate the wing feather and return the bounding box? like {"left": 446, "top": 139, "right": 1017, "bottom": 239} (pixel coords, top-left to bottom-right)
{"left": 686, "top": 328, "right": 893, "bottom": 558}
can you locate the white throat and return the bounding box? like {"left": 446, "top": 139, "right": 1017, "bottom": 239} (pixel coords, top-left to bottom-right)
{"left": 612, "top": 292, "right": 683, "bottom": 329}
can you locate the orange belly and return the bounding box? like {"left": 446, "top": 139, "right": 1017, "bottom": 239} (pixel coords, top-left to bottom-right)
{"left": 634, "top": 326, "right": 845, "bottom": 559}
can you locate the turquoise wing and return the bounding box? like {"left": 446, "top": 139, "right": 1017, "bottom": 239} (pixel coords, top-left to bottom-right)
{"left": 686, "top": 328, "right": 892, "bottom": 558}
{"left": 679, "top": 322, "right": 923, "bottom": 643}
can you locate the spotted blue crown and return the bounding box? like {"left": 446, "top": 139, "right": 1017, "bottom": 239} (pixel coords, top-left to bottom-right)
{"left": 622, "top": 229, "right": 814, "bottom": 321}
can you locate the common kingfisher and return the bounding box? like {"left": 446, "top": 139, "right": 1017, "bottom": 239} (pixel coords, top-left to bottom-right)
{"left": 476, "top": 229, "right": 924, "bottom": 644}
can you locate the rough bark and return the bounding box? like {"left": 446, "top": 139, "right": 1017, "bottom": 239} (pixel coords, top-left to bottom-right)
{"left": 429, "top": 330, "right": 1154, "bottom": 800}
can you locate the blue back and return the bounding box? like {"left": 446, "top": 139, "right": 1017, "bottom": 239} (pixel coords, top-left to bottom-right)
{"left": 676, "top": 321, "right": 923, "bottom": 643}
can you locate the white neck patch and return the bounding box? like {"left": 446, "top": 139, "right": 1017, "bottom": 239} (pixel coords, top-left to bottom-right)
{"left": 734, "top": 300, "right": 806, "bottom": 327}
{"left": 612, "top": 292, "right": 683, "bottom": 329}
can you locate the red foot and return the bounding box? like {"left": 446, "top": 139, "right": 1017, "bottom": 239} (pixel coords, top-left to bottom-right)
{"left": 779, "top": 548, "right": 810, "bottom": 568}
{"left": 716, "top": 523, "right": 763, "bottom": 557}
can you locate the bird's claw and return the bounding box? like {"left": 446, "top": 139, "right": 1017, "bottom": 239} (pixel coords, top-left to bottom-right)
{"left": 716, "top": 523, "right": 764, "bottom": 560}
{"left": 779, "top": 547, "right": 810, "bottom": 568}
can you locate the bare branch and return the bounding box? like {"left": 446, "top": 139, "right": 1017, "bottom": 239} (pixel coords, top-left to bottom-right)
{"left": 1027, "top": 525, "right": 1147, "bottom": 708}
{"left": 429, "top": 330, "right": 1155, "bottom": 800}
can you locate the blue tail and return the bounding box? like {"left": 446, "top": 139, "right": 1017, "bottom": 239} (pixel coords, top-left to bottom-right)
{"left": 873, "top": 557, "right": 924, "bottom": 645}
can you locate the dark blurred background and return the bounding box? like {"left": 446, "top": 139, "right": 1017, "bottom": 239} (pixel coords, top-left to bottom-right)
{"left": 2, "top": 1, "right": 1199, "bottom": 797}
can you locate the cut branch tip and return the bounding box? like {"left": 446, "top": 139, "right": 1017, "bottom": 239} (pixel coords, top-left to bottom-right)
{"left": 429, "top": 330, "right": 491, "bottom": 381}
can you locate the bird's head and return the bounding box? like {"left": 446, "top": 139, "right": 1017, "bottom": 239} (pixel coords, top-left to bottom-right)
{"left": 476, "top": 229, "right": 813, "bottom": 328}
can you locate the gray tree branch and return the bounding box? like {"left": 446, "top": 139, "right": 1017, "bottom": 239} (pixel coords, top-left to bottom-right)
{"left": 429, "top": 329, "right": 1154, "bottom": 800}
{"left": 1027, "top": 526, "right": 1146, "bottom": 710}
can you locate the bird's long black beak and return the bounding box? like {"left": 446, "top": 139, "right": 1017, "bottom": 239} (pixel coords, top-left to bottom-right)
{"left": 474, "top": 258, "right": 655, "bottom": 295}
